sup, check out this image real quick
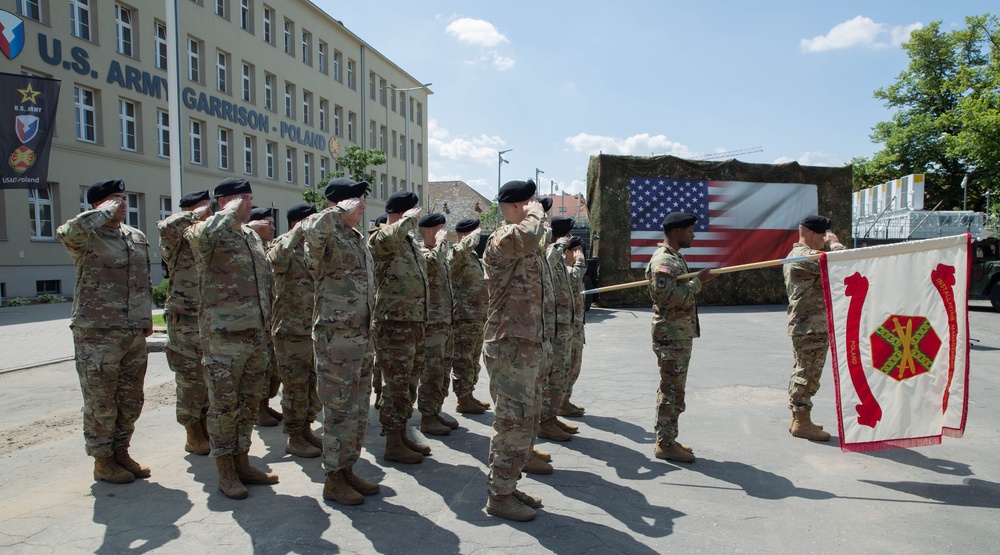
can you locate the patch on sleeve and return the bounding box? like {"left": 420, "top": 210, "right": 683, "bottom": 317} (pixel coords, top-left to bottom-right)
{"left": 655, "top": 275, "right": 667, "bottom": 289}
{"left": 655, "top": 264, "right": 672, "bottom": 275}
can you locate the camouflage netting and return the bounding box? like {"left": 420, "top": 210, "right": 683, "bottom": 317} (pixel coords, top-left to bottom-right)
{"left": 585, "top": 155, "right": 853, "bottom": 308}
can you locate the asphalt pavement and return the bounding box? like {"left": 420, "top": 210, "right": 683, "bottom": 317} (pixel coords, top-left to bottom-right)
{"left": 0, "top": 301, "right": 998, "bottom": 554}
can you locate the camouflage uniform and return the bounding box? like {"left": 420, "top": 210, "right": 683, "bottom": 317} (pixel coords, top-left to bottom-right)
{"left": 541, "top": 241, "right": 574, "bottom": 421}
{"left": 158, "top": 212, "right": 207, "bottom": 427}
{"left": 784, "top": 242, "right": 845, "bottom": 412}
{"left": 301, "top": 206, "right": 376, "bottom": 473}
{"left": 418, "top": 239, "right": 454, "bottom": 417}
{"left": 267, "top": 226, "right": 321, "bottom": 435}
{"left": 483, "top": 210, "right": 548, "bottom": 496}
{"left": 566, "top": 255, "right": 588, "bottom": 401}
{"left": 368, "top": 214, "right": 429, "bottom": 434}
{"left": 186, "top": 208, "right": 271, "bottom": 458}
{"left": 57, "top": 207, "right": 152, "bottom": 458}
{"left": 646, "top": 244, "right": 702, "bottom": 446}
{"left": 448, "top": 232, "right": 488, "bottom": 398}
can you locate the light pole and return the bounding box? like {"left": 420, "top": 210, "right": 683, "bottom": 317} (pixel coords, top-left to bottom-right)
{"left": 536, "top": 168, "right": 544, "bottom": 192}
{"left": 550, "top": 178, "right": 558, "bottom": 196}
{"left": 498, "top": 149, "right": 512, "bottom": 196}
{"left": 390, "top": 82, "right": 432, "bottom": 193}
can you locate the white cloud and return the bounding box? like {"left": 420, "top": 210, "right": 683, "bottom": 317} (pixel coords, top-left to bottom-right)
{"left": 491, "top": 52, "right": 516, "bottom": 71}
{"left": 428, "top": 120, "right": 506, "bottom": 166}
{"left": 564, "top": 132, "right": 694, "bottom": 157}
{"left": 462, "top": 50, "right": 517, "bottom": 71}
{"left": 800, "top": 16, "right": 922, "bottom": 52}
{"left": 445, "top": 18, "right": 508, "bottom": 47}
{"left": 772, "top": 151, "right": 843, "bottom": 167}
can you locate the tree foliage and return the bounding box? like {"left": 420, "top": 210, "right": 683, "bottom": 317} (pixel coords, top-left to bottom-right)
{"left": 302, "top": 146, "right": 388, "bottom": 206}
{"left": 853, "top": 14, "right": 1000, "bottom": 211}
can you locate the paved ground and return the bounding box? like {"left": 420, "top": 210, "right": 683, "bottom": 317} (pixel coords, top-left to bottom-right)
{"left": 0, "top": 302, "right": 998, "bottom": 554}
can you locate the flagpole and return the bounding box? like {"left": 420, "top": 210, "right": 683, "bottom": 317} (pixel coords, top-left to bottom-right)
{"left": 165, "top": 0, "right": 184, "bottom": 210}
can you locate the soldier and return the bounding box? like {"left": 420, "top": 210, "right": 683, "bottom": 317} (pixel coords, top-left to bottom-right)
{"left": 158, "top": 189, "right": 213, "bottom": 456}
{"left": 483, "top": 179, "right": 548, "bottom": 522}
{"left": 368, "top": 212, "right": 387, "bottom": 408}
{"left": 646, "top": 212, "right": 716, "bottom": 464}
{"left": 416, "top": 213, "right": 459, "bottom": 436}
{"left": 301, "top": 178, "right": 381, "bottom": 505}
{"left": 369, "top": 191, "right": 431, "bottom": 464}
{"left": 448, "top": 218, "right": 491, "bottom": 414}
{"left": 186, "top": 178, "right": 277, "bottom": 499}
{"left": 785, "top": 215, "right": 845, "bottom": 442}
{"left": 563, "top": 236, "right": 589, "bottom": 417}
{"left": 56, "top": 179, "right": 152, "bottom": 484}
{"left": 247, "top": 207, "right": 283, "bottom": 428}
{"left": 267, "top": 203, "right": 322, "bottom": 458}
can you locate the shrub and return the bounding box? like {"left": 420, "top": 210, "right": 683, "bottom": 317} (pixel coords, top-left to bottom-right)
{"left": 36, "top": 293, "right": 67, "bottom": 304}
{"left": 4, "top": 297, "right": 31, "bottom": 307}
{"left": 152, "top": 278, "right": 169, "bottom": 309}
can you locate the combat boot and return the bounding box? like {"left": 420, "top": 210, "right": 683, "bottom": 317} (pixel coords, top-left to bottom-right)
{"left": 557, "top": 400, "right": 585, "bottom": 418}
{"left": 532, "top": 448, "right": 552, "bottom": 462}
{"left": 215, "top": 455, "right": 248, "bottom": 499}
{"left": 184, "top": 421, "right": 211, "bottom": 455}
{"left": 323, "top": 471, "right": 364, "bottom": 505}
{"left": 790, "top": 411, "right": 831, "bottom": 441}
{"left": 420, "top": 414, "right": 452, "bottom": 436}
{"left": 344, "top": 467, "right": 380, "bottom": 495}
{"left": 555, "top": 418, "right": 579, "bottom": 434}
{"left": 654, "top": 441, "right": 696, "bottom": 463}
{"left": 486, "top": 493, "right": 536, "bottom": 522}
{"left": 94, "top": 456, "right": 135, "bottom": 484}
{"left": 456, "top": 395, "right": 487, "bottom": 414}
{"left": 522, "top": 452, "right": 554, "bottom": 475}
{"left": 475, "top": 394, "right": 492, "bottom": 409}
{"left": 402, "top": 431, "right": 432, "bottom": 455}
{"left": 114, "top": 449, "right": 151, "bottom": 478}
{"left": 537, "top": 418, "right": 572, "bottom": 442}
{"left": 437, "top": 412, "right": 460, "bottom": 430}
{"left": 302, "top": 424, "right": 323, "bottom": 449}
{"left": 234, "top": 451, "right": 279, "bottom": 485}
{"left": 383, "top": 430, "right": 423, "bottom": 464}
{"left": 512, "top": 489, "right": 543, "bottom": 508}
{"left": 286, "top": 432, "right": 321, "bottom": 458}
{"left": 256, "top": 400, "right": 280, "bottom": 427}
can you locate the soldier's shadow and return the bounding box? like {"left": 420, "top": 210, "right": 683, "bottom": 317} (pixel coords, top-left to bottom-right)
{"left": 547, "top": 433, "right": 673, "bottom": 481}
{"left": 858, "top": 477, "right": 1000, "bottom": 508}
{"left": 862, "top": 448, "right": 973, "bottom": 476}
{"left": 342, "top": 483, "right": 463, "bottom": 554}
{"left": 683, "top": 458, "right": 835, "bottom": 500}
{"left": 92, "top": 480, "right": 192, "bottom": 554}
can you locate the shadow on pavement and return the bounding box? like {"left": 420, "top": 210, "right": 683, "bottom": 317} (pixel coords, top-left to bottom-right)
{"left": 92, "top": 480, "right": 192, "bottom": 554}
{"left": 343, "top": 484, "right": 463, "bottom": 554}
{"left": 548, "top": 434, "right": 674, "bottom": 481}
{"left": 534, "top": 512, "right": 665, "bottom": 555}
{"left": 859, "top": 478, "right": 1000, "bottom": 508}
{"left": 682, "top": 458, "right": 836, "bottom": 500}
{"left": 579, "top": 414, "right": 655, "bottom": 444}
{"left": 862, "top": 448, "right": 973, "bottom": 477}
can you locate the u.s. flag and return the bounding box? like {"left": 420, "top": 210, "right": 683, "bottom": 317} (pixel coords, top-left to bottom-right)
{"left": 629, "top": 178, "right": 818, "bottom": 269}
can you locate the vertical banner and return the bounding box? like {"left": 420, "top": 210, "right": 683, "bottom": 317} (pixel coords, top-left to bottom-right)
{"left": 1, "top": 72, "right": 61, "bottom": 189}
{"left": 822, "top": 235, "right": 970, "bottom": 452}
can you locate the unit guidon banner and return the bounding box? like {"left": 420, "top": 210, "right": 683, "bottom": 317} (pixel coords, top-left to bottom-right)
{"left": 822, "top": 235, "right": 970, "bottom": 452}
{"left": 1, "top": 72, "right": 60, "bottom": 189}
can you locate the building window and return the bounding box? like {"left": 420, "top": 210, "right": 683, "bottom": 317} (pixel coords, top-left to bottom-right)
{"left": 417, "top": 143, "right": 423, "bottom": 167}
{"left": 285, "top": 147, "right": 295, "bottom": 183}
{"left": 263, "top": 73, "right": 274, "bottom": 111}
{"left": 333, "top": 50, "right": 341, "bottom": 82}
{"left": 239, "top": 0, "right": 251, "bottom": 31}
{"left": 417, "top": 101, "right": 423, "bottom": 126}
{"left": 119, "top": 99, "right": 137, "bottom": 151}
{"left": 318, "top": 98, "right": 327, "bottom": 132}
{"left": 284, "top": 82, "right": 294, "bottom": 118}
{"left": 17, "top": 0, "right": 42, "bottom": 22}
{"left": 243, "top": 135, "right": 255, "bottom": 175}
{"left": 379, "top": 126, "right": 386, "bottom": 152}
{"left": 70, "top": 0, "right": 91, "bottom": 41}
{"left": 380, "top": 174, "right": 387, "bottom": 199}
{"left": 126, "top": 192, "right": 141, "bottom": 228}
{"left": 36, "top": 280, "right": 61, "bottom": 295}
{"left": 399, "top": 134, "right": 406, "bottom": 161}
{"left": 214, "top": 0, "right": 226, "bottom": 18}
{"left": 347, "top": 112, "right": 355, "bottom": 143}
{"left": 159, "top": 197, "right": 172, "bottom": 221}
{"left": 301, "top": 31, "right": 311, "bottom": 65}
{"left": 154, "top": 22, "right": 168, "bottom": 70}
{"left": 368, "top": 120, "right": 376, "bottom": 148}
{"left": 399, "top": 91, "right": 406, "bottom": 118}
{"left": 283, "top": 19, "right": 293, "bottom": 55}
{"left": 333, "top": 105, "right": 341, "bottom": 137}
{"left": 391, "top": 176, "right": 397, "bottom": 193}
{"left": 79, "top": 186, "right": 89, "bottom": 213}
{"left": 115, "top": 5, "right": 134, "bottom": 57}
{"left": 409, "top": 97, "right": 415, "bottom": 123}
{"left": 303, "top": 153, "right": 312, "bottom": 186}
{"left": 74, "top": 86, "right": 97, "bottom": 143}
{"left": 302, "top": 91, "right": 312, "bottom": 126}
{"left": 391, "top": 130, "right": 397, "bottom": 157}
{"left": 379, "top": 79, "right": 387, "bottom": 106}
{"left": 156, "top": 110, "right": 169, "bottom": 157}
{"left": 216, "top": 51, "right": 229, "bottom": 93}
{"left": 319, "top": 157, "right": 328, "bottom": 182}
{"left": 318, "top": 42, "right": 327, "bottom": 74}
{"left": 188, "top": 39, "right": 202, "bottom": 83}
{"left": 390, "top": 84, "right": 396, "bottom": 112}
{"left": 241, "top": 63, "right": 253, "bottom": 102}
{"left": 28, "top": 186, "right": 54, "bottom": 239}
{"left": 190, "top": 119, "right": 203, "bottom": 164}
{"left": 218, "top": 128, "right": 231, "bottom": 170}
{"left": 369, "top": 72, "right": 376, "bottom": 100}
{"left": 347, "top": 59, "right": 356, "bottom": 90}
{"left": 262, "top": 6, "right": 272, "bottom": 44}
{"left": 265, "top": 141, "right": 275, "bottom": 179}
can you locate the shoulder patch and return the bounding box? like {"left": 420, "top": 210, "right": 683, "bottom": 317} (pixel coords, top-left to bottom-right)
{"left": 655, "top": 264, "right": 672, "bottom": 275}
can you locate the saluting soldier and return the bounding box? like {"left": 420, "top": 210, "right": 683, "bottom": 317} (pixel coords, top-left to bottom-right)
{"left": 563, "top": 236, "right": 589, "bottom": 416}
{"left": 57, "top": 179, "right": 153, "bottom": 484}
{"left": 158, "top": 189, "right": 213, "bottom": 456}
{"left": 247, "top": 207, "right": 284, "bottom": 428}
{"left": 646, "top": 212, "right": 716, "bottom": 464}
{"left": 448, "top": 218, "right": 491, "bottom": 414}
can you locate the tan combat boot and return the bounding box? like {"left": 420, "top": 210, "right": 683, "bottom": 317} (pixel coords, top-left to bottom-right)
{"left": 654, "top": 441, "right": 696, "bottom": 463}
{"left": 532, "top": 448, "right": 552, "bottom": 462}
{"left": 234, "top": 452, "right": 279, "bottom": 485}
{"left": 436, "top": 412, "right": 460, "bottom": 430}
{"left": 114, "top": 449, "right": 151, "bottom": 478}
{"left": 94, "top": 456, "right": 135, "bottom": 484}
{"left": 420, "top": 414, "right": 452, "bottom": 436}
{"left": 402, "top": 431, "right": 432, "bottom": 455}
{"left": 302, "top": 424, "right": 323, "bottom": 449}
{"left": 215, "top": 454, "right": 248, "bottom": 499}
{"left": 558, "top": 399, "right": 585, "bottom": 417}
{"left": 344, "top": 467, "right": 380, "bottom": 495}
{"left": 286, "top": 432, "right": 322, "bottom": 458}
{"left": 456, "top": 395, "right": 487, "bottom": 414}
{"left": 323, "top": 471, "right": 363, "bottom": 505}
{"left": 522, "top": 451, "right": 554, "bottom": 475}
{"left": 474, "top": 394, "right": 492, "bottom": 409}
{"left": 512, "top": 489, "right": 543, "bottom": 509}
{"left": 184, "top": 421, "right": 211, "bottom": 455}
{"left": 383, "top": 430, "right": 424, "bottom": 464}
{"left": 486, "top": 493, "right": 536, "bottom": 521}
{"left": 790, "top": 410, "right": 831, "bottom": 441}
{"left": 537, "top": 418, "right": 572, "bottom": 442}
{"left": 555, "top": 418, "right": 579, "bottom": 434}
{"left": 256, "top": 400, "right": 280, "bottom": 427}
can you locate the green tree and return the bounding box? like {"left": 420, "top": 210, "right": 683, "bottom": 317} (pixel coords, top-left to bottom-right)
{"left": 853, "top": 14, "right": 1000, "bottom": 211}
{"left": 477, "top": 198, "right": 501, "bottom": 230}
{"left": 302, "top": 145, "right": 388, "bottom": 206}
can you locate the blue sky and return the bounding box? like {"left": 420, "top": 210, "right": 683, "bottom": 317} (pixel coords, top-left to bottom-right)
{"left": 313, "top": 1, "right": 989, "bottom": 201}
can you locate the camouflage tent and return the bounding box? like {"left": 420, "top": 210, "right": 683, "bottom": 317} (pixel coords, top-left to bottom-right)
{"left": 585, "top": 155, "right": 852, "bottom": 308}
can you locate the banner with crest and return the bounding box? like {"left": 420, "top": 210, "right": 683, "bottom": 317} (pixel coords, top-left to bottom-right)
{"left": 1, "top": 72, "right": 61, "bottom": 189}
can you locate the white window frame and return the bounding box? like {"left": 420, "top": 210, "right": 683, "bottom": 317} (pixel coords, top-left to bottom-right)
{"left": 262, "top": 6, "right": 272, "bottom": 44}
{"left": 379, "top": 125, "right": 386, "bottom": 151}
{"left": 216, "top": 51, "right": 229, "bottom": 94}
{"left": 239, "top": 0, "right": 250, "bottom": 31}
{"left": 283, "top": 19, "right": 292, "bottom": 55}
{"left": 126, "top": 192, "right": 141, "bottom": 229}
{"left": 320, "top": 157, "right": 328, "bottom": 183}
{"left": 156, "top": 109, "right": 169, "bottom": 157}
{"left": 284, "top": 83, "right": 293, "bottom": 118}
{"left": 28, "top": 186, "right": 55, "bottom": 239}
{"left": 190, "top": 119, "right": 203, "bottom": 164}
{"left": 17, "top": 0, "right": 42, "bottom": 22}
{"left": 334, "top": 105, "right": 342, "bottom": 137}
{"left": 319, "top": 98, "right": 327, "bottom": 132}
{"left": 301, "top": 30, "right": 311, "bottom": 65}
{"left": 264, "top": 73, "right": 274, "bottom": 111}
{"left": 285, "top": 147, "right": 295, "bottom": 183}
{"left": 241, "top": 63, "right": 253, "bottom": 102}
{"left": 115, "top": 5, "right": 134, "bottom": 57}
{"left": 119, "top": 98, "right": 137, "bottom": 152}
{"left": 188, "top": 39, "right": 201, "bottom": 83}
{"left": 70, "top": 0, "right": 91, "bottom": 41}
{"left": 218, "top": 128, "right": 231, "bottom": 170}
{"left": 302, "top": 91, "right": 311, "bottom": 126}
{"left": 243, "top": 135, "right": 255, "bottom": 175}
{"left": 303, "top": 152, "right": 312, "bottom": 187}
{"left": 154, "top": 22, "right": 168, "bottom": 70}
{"left": 159, "top": 197, "right": 172, "bottom": 221}
{"left": 347, "top": 59, "right": 356, "bottom": 90}
{"left": 74, "top": 86, "right": 97, "bottom": 143}
{"left": 369, "top": 120, "right": 375, "bottom": 148}
{"left": 333, "top": 51, "right": 341, "bottom": 82}
{"left": 265, "top": 141, "right": 275, "bottom": 179}
{"left": 369, "top": 72, "right": 376, "bottom": 100}
{"left": 80, "top": 186, "right": 89, "bottom": 213}
{"left": 348, "top": 112, "right": 355, "bottom": 143}
{"left": 318, "top": 42, "right": 327, "bottom": 74}
{"left": 215, "top": 0, "right": 226, "bottom": 18}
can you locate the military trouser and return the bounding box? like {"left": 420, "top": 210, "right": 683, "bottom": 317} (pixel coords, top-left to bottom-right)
{"left": 165, "top": 312, "right": 207, "bottom": 427}
{"left": 485, "top": 337, "right": 544, "bottom": 496}
{"left": 314, "top": 324, "right": 374, "bottom": 474}
{"left": 450, "top": 319, "right": 485, "bottom": 398}
{"left": 566, "top": 325, "right": 585, "bottom": 399}
{"left": 788, "top": 333, "right": 829, "bottom": 413}
{"left": 72, "top": 327, "right": 148, "bottom": 458}
{"left": 418, "top": 322, "right": 452, "bottom": 417}
{"left": 264, "top": 342, "right": 281, "bottom": 399}
{"left": 203, "top": 328, "right": 269, "bottom": 458}
{"left": 374, "top": 320, "right": 426, "bottom": 434}
{"left": 541, "top": 327, "right": 573, "bottom": 422}
{"left": 653, "top": 339, "right": 692, "bottom": 446}
{"left": 274, "top": 332, "right": 320, "bottom": 435}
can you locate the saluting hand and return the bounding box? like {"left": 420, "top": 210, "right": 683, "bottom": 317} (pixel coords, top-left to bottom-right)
{"left": 192, "top": 205, "right": 212, "bottom": 221}
{"left": 223, "top": 197, "right": 244, "bottom": 213}
{"left": 97, "top": 197, "right": 124, "bottom": 213}
{"left": 524, "top": 200, "right": 544, "bottom": 219}
{"left": 403, "top": 206, "right": 422, "bottom": 219}
{"left": 435, "top": 228, "right": 448, "bottom": 245}
{"left": 338, "top": 198, "right": 362, "bottom": 214}
{"left": 555, "top": 235, "right": 572, "bottom": 248}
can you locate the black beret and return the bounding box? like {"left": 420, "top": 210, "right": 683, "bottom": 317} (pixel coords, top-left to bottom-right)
{"left": 497, "top": 179, "right": 537, "bottom": 203}
{"left": 418, "top": 213, "right": 446, "bottom": 228}
{"left": 550, "top": 216, "right": 574, "bottom": 238}
{"left": 568, "top": 236, "right": 582, "bottom": 250}
{"left": 248, "top": 206, "right": 275, "bottom": 221}
{"left": 663, "top": 212, "right": 698, "bottom": 231}
{"left": 178, "top": 190, "right": 211, "bottom": 209}
{"left": 385, "top": 191, "right": 419, "bottom": 213}
{"left": 324, "top": 177, "right": 368, "bottom": 203}
{"left": 370, "top": 213, "right": 387, "bottom": 232}
{"left": 215, "top": 178, "right": 252, "bottom": 198}
{"left": 87, "top": 179, "right": 126, "bottom": 205}
{"left": 287, "top": 203, "right": 317, "bottom": 227}
{"left": 801, "top": 215, "right": 832, "bottom": 233}
{"left": 455, "top": 218, "right": 480, "bottom": 233}
{"left": 540, "top": 197, "right": 553, "bottom": 212}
